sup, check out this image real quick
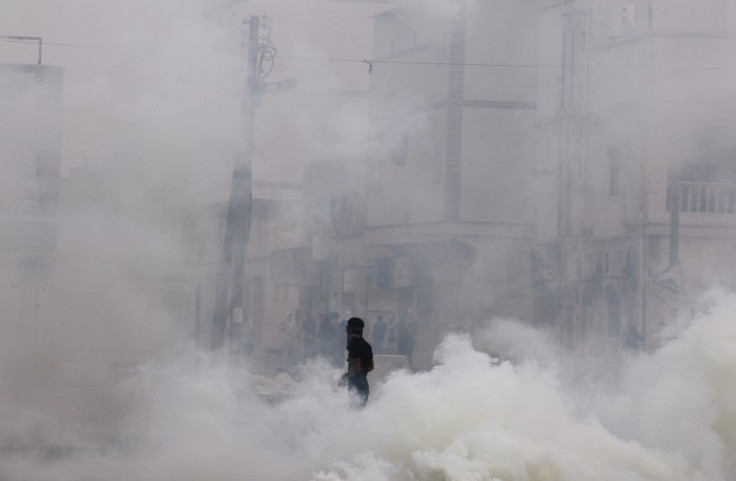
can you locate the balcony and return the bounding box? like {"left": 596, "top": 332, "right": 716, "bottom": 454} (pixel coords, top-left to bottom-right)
{"left": 667, "top": 182, "right": 736, "bottom": 215}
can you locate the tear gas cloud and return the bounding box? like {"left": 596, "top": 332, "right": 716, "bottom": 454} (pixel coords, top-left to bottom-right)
{"left": 2, "top": 0, "right": 736, "bottom": 479}
{"left": 2, "top": 290, "right": 736, "bottom": 480}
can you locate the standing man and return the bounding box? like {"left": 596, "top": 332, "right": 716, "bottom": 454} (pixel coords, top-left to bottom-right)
{"left": 339, "top": 317, "right": 374, "bottom": 408}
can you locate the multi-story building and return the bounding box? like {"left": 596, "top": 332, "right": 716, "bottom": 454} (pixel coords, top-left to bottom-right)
{"left": 194, "top": 0, "right": 736, "bottom": 366}
{"left": 534, "top": 0, "right": 736, "bottom": 354}
{"left": 321, "top": 1, "right": 540, "bottom": 368}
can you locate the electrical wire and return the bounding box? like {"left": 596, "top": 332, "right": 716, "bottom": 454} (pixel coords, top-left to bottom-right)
{"left": 0, "top": 38, "right": 115, "bottom": 49}
{"left": 2, "top": 38, "right": 734, "bottom": 71}
{"left": 274, "top": 55, "right": 734, "bottom": 71}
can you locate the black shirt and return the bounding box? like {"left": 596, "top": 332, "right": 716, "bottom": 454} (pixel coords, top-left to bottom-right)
{"left": 347, "top": 335, "right": 373, "bottom": 378}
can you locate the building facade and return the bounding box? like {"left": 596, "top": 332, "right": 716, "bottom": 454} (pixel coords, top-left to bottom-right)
{"left": 534, "top": 0, "right": 736, "bottom": 354}
{"left": 310, "top": 1, "right": 540, "bottom": 369}
{"left": 79, "top": 0, "right": 736, "bottom": 369}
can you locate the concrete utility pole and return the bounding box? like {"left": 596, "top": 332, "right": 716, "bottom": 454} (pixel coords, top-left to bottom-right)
{"left": 211, "top": 15, "right": 261, "bottom": 351}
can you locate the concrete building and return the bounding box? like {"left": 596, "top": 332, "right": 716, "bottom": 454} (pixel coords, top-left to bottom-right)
{"left": 317, "top": 1, "right": 539, "bottom": 369}
{"left": 196, "top": 0, "right": 736, "bottom": 366}
{"left": 534, "top": 0, "right": 736, "bottom": 354}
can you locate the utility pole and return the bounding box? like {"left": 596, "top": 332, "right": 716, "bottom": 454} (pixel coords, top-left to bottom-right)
{"left": 211, "top": 15, "right": 261, "bottom": 351}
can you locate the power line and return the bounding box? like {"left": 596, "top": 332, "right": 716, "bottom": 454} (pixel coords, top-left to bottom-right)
{"left": 2, "top": 38, "right": 734, "bottom": 71}
{"left": 275, "top": 55, "right": 734, "bottom": 71}
{"left": 0, "top": 38, "right": 113, "bottom": 50}
{"left": 44, "top": 41, "right": 112, "bottom": 49}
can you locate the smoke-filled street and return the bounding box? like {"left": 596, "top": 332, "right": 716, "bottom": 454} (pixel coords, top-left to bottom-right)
{"left": 2, "top": 294, "right": 736, "bottom": 480}
{"left": 2, "top": 0, "right": 736, "bottom": 479}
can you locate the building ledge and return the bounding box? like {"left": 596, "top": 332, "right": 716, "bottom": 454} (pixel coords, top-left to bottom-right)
{"left": 592, "top": 30, "right": 736, "bottom": 52}
{"left": 364, "top": 221, "right": 535, "bottom": 245}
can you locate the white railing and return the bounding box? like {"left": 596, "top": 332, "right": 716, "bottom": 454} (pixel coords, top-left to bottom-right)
{"left": 668, "top": 182, "right": 736, "bottom": 214}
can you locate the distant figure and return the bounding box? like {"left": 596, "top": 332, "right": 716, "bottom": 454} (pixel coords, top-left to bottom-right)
{"left": 398, "top": 310, "right": 417, "bottom": 369}
{"left": 339, "top": 317, "right": 374, "bottom": 408}
{"left": 372, "top": 315, "right": 386, "bottom": 354}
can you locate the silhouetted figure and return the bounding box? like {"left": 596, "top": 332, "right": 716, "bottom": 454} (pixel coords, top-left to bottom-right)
{"left": 372, "top": 315, "right": 386, "bottom": 354}
{"left": 339, "top": 317, "right": 374, "bottom": 408}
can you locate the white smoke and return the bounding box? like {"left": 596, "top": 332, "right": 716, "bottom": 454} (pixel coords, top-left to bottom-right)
{"left": 2, "top": 1, "right": 736, "bottom": 480}
{"left": 5, "top": 290, "right": 736, "bottom": 480}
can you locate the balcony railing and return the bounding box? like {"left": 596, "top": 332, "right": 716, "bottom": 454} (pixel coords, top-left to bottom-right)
{"left": 667, "top": 182, "right": 736, "bottom": 215}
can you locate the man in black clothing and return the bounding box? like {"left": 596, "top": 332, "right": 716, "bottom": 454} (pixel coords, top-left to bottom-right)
{"left": 339, "top": 317, "right": 374, "bottom": 408}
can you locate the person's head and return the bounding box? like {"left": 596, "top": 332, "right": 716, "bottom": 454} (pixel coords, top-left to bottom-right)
{"left": 377, "top": 315, "right": 383, "bottom": 323}
{"left": 346, "top": 317, "right": 364, "bottom": 336}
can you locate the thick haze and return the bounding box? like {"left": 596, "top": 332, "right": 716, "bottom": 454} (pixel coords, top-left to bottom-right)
{"left": 2, "top": 0, "right": 736, "bottom": 479}
{"left": 3, "top": 291, "right": 736, "bottom": 480}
